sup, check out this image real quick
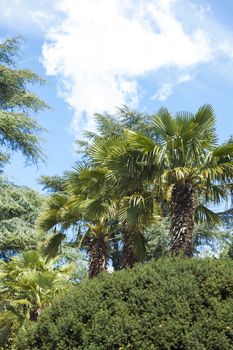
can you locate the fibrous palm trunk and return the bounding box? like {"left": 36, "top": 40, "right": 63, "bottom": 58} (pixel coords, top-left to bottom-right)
{"left": 88, "top": 233, "right": 109, "bottom": 278}
{"left": 122, "top": 228, "right": 137, "bottom": 268}
{"left": 170, "top": 184, "right": 195, "bottom": 256}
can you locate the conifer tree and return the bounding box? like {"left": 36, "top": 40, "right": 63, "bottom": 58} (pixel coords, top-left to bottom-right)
{"left": 0, "top": 37, "right": 48, "bottom": 169}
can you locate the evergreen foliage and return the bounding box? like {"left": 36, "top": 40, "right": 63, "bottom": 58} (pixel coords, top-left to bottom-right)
{"left": 0, "top": 177, "right": 43, "bottom": 260}
{"left": 88, "top": 105, "right": 233, "bottom": 256}
{"left": 0, "top": 249, "right": 75, "bottom": 348}
{"left": 38, "top": 105, "right": 233, "bottom": 273}
{"left": 39, "top": 175, "right": 67, "bottom": 193}
{"left": 145, "top": 220, "right": 231, "bottom": 259}
{"left": 0, "top": 37, "right": 48, "bottom": 168}
{"left": 0, "top": 36, "right": 233, "bottom": 349}
{"left": 15, "top": 258, "right": 233, "bottom": 350}
{"left": 76, "top": 105, "right": 156, "bottom": 156}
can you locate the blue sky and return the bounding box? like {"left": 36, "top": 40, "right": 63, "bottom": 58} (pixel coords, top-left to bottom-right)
{"left": 1, "top": 0, "right": 233, "bottom": 191}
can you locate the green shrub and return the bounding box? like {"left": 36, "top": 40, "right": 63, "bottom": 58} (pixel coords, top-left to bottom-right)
{"left": 15, "top": 258, "right": 233, "bottom": 350}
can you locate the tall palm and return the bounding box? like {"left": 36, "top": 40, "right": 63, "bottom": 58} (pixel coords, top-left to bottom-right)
{"left": 38, "top": 166, "right": 115, "bottom": 277}
{"left": 93, "top": 105, "right": 233, "bottom": 256}
{"left": 83, "top": 223, "right": 109, "bottom": 278}
{"left": 89, "top": 137, "right": 161, "bottom": 267}
{"left": 52, "top": 107, "right": 160, "bottom": 269}
{"left": 38, "top": 160, "right": 155, "bottom": 273}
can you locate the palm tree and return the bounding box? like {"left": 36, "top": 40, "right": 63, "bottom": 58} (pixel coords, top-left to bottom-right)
{"left": 38, "top": 166, "right": 115, "bottom": 277}
{"left": 38, "top": 195, "right": 110, "bottom": 278}
{"left": 38, "top": 107, "right": 160, "bottom": 271}
{"left": 0, "top": 247, "right": 74, "bottom": 348}
{"left": 38, "top": 159, "right": 155, "bottom": 273}
{"left": 89, "top": 137, "right": 161, "bottom": 267}
{"left": 93, "top": 105, "right": 233, "bottom": 256}
{"left": 84, "top": 223, "right": 109, "bottom": 278}
{"left": 0, "top": 250, "right": 73, "bottom": 322}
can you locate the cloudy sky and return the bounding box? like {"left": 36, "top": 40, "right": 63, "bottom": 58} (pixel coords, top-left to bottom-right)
{"left": 1, "top": 0, "right": 233, "bottom": 190}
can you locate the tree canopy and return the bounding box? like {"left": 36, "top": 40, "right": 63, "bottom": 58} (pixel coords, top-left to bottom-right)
{"left": 1, "top": 35, "right": 233, "bottom": 350}
{"left": 0, "top": 176, "right": 44, "bottom": 260}
{"left": 0, "top": 37, "right": 48, "bottom": 169}
{"left": 87, "top": 105, "right": 233, "bottom": 256}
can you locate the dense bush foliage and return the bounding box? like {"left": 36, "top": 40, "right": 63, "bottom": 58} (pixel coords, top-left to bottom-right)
{"left": 16, "top": 258, "right": 233, "bottom": 350}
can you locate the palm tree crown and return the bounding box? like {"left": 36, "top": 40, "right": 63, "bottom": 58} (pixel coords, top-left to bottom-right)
{"left": 90, "top": 105, "right": 233, "bottom": 256}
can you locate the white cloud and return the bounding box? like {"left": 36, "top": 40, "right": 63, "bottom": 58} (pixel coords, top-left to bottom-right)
{"left": 2, "top": 0, "right": 233, "bottom": 134}
{"left": 39, "top": 0, "right": 215, "bottom": 134}
{"left": 0, "top": 0, "right": 55, "bottom": 33}
{"left": 177, "top": 72, "right": 193, "bottom": 83}
{"left": 151, "top": 72, "right": 193, "bottom": 101}
{"left": 151, "top": 83, "right": 174, "bottom": 101}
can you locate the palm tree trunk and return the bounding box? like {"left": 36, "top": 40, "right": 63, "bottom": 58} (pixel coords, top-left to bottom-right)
{"left": 88, "top": 233, "right": 109, "bottom": 278}
{"left": 122, "top": 228, "right": 137, "bottom": 268}
{"left": 170, "top": 184, "right": 195, "bottom": 256}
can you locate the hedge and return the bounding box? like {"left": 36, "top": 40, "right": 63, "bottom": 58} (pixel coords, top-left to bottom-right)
{"left": 15, "top": 258, "right": 233, "bottom": 350}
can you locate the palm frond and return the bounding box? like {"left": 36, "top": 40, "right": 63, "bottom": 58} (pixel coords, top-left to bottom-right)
{"left": 79, "top": 197, "right": 116, "bottom": 222}
{"left": 67, "top": 166, "right": 108, "bottom": 195}
{"left": 212, "top": 143, "right": 233, "bottom": 157}
{"left": 124, "top": 129, "right": 156, "bottom": 152}
{"left": 41, "top": 232, "right": 65, "bottom": 262}
{"left": 132, "top": 231, "right": 147, "bottom": 262}
{"left": 89, "top": 136, "right": 122, "bottom": 165}
{"left": 154, "top": 108, "right": 176, "bottom": 140}
{"left": 201, "top": 162, "right": 233, "bottom": 183}
{"left": 194, "top": 104, "right": 216, "bottom": 128}
{"left": 195, "top": 204, "right": 222, "bottom": 226}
